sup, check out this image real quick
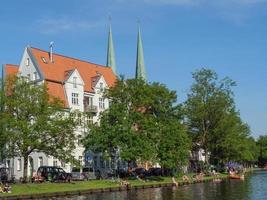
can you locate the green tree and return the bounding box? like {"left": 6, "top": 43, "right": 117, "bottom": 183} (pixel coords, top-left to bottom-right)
{"left": 240, "top": 137, "right": 259, "bottom": 165}
{"left": 84, "top": 78, "right": 190, "bottom": 169}
{"left": 0, "top": 76, "right": 78, "bottom": 181}
{"left": 257, "top": 135, "right": 267, "bottom": 166}
{"left": 185, "top": 68, "right": 254, "bottom": 165}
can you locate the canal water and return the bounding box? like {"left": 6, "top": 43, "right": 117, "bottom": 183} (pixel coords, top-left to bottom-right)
{"left": 52, "top": 170, "right": 267, "bottom": 200}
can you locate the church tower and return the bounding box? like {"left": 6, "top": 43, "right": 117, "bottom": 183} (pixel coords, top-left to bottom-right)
{"left": 135, "top": 25, "right": 147, "bottom": 81}
{"left": 106, "top": 24, "right": 117, "bottom": 75}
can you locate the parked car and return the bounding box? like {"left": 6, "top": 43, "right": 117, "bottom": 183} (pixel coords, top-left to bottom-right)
{"left": 71, "top": 167, "right": 96, "bottom": 181}
{"left": 147, "top": 168, "right": 162, "bottom": 176}
{"left": 117, "top": 168, "right": 128, "bottom": 178}
{"left": 132, "top": 168, "right": 147, "bottom": 178}
{"left": 37, "top": 166, "right": 72, "bottom": 182}
{"left": 0, "top": 168, "right": 9, "bottom": 183}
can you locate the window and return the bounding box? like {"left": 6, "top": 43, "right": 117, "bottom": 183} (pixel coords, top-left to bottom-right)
{"left": 61, "top": 161, "right": 65, "bottom": 168}
{"left": 41, "top": 57, "right": 47, "bottom": 63}
{"left": 88, "top": 97, "right": 93, "bottom": 107}
{"left": 99, "top": 98, "right": 105, "bottom": 109}
{"left": 17, "top": 159, "right": 22, "bottom": 171}
{"left": 33, "top": 72, "right": 38, "bottom": 80}
{"left": 100, "top": 82, "right": 104, "bottom": 92}
{"left": 77, "top": 113, "right": 82, "bottom": 125}
{"left": 84, "top": 96, "right": 93, "bottom": 108}
{"left": 73, "top": 77, "right": 77, "bottom": 88}
{"left": 72, "top": 93, "right": 79, "bottom": 105}
{"left": 87, "top": 115, "right": 93, "bottom": 125}
{"left": 38, "top": 157, "right": 43, "bottom": 167}
{"left": 26, "top": 58, "right": 30, "bottom": 66}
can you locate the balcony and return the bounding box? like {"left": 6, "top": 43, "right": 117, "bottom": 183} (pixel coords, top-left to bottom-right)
{"left": 84, "top": 105, "right": 98, "bottom": 113}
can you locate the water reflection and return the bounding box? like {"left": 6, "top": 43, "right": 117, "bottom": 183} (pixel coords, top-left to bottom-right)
{"left": 46, "top": 170, "right": 267, "bottom": 200}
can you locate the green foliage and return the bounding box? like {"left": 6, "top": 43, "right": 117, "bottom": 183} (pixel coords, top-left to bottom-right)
{"left": 0, "top": 76, "right": 78, "bottom": 180}
{"left": 84, "top": 78, "right": 191, "bottom": 168}
{"left": 257, "top": 135, "right": 267, "bottom": 165}
{"left": 185, "top": 68, "right": 257, "bottom": 164}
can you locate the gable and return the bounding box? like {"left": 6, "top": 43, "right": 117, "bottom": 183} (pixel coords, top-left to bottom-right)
{"left": 65, "top": 69, "right": 85, "bottom": 86}
{"left": 93, "top": 75, "right": 108, "bottom": 92}
{"left": 18, "top": 47, "right": 43, "bottom": 81}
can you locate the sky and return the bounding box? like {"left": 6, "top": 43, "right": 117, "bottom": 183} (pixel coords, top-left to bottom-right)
{"left": 0, "top": 0, "right": 266, "bottom": 138}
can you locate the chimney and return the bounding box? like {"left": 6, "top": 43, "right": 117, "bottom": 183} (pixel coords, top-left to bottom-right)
{"left": 49, "top": 41, "right": 54, "bottom": 63}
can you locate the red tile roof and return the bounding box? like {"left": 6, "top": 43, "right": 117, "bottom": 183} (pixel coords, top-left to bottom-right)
{"left": 30, "top": 47, "right": 117, "bottom": 93}
{"left": 4, "top": 64, "right": 19, "bottom": 76}
{"left": 45, "top": 80, "right": 68, "bottom": 107}
{"left": 4, "top": 47, "right": 117, "bottom": 108}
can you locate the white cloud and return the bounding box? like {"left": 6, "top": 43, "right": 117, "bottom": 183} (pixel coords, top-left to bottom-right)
{"left": 36, "top": 17, "right": 101, "bottom": 34}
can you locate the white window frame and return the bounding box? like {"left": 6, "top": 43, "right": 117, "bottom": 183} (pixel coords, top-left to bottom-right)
{"left": 38, "top": 157, "right": 43, "bottom": 167}
{"left": 33, "top": 72, "right": 38, "bottom": 80}
{"left": 100, "top": 82, "right": 104, "bottom": 92}
{"left": 17, "top": 158, "right": 22, "bottom": 171}
{"left": 99, "top": 98, "right": 105, "bottom": 109}
{"left": 72, "top": 93, "right": 79, "bottom": 105}
{"left": 73, "top": 77, "right": 77, "bottom": 88}
{"left": 26, "top": 58, "right": 30, "bottom": 66}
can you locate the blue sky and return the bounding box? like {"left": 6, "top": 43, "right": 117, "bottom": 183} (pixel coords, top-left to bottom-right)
{"left": 0, "top": 0, "right": 267, "bottom": 137}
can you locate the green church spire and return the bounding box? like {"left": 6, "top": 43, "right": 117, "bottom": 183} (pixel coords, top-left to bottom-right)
{"left": 106, "top": 24, "right": 116, "bottom": 75}
{"left": 135, "top": 25, "right": 147, "bottom": 81}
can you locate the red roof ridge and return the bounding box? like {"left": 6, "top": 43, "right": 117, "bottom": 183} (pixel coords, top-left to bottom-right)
{"left": 30, "top": 46, "right": 107, "bottom": 69}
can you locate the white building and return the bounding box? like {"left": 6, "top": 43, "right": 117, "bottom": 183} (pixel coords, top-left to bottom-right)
{"left": 2, "top": 45, "right": 117, "bottom": 179}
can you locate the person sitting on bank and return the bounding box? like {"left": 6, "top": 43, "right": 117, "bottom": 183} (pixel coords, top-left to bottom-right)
{"left": 0, "top": 183, "right": 4, "bottom": 193}
{"left": 229, "top": 168, "right": 235, "bottom": 175}
{"left": 3, "top": 183, "right": 11, "bottom": 193}
{"left": 172, "top": 177, "right": 178, "bottom": 187}
{"left": 182, "top": 175, "right": 190, "bottom": 183}
{"left": 120, "top": 180, "right": 130, "bottom": 187}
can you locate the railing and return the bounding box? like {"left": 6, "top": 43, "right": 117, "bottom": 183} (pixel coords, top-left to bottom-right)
{"left": 84, "top": 105, "right": 98, "bottom": 113}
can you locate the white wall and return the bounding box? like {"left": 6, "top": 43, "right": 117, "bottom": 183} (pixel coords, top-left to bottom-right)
{"left": 18, "top": 48, "right": 41, "bottom": 81}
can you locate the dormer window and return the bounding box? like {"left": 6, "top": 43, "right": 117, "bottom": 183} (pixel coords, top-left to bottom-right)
{"left": 26, "top": 58, "right": 30, "bottom": 66}
{"left": 73, "top": 77, "right": 77, "bottom": 88}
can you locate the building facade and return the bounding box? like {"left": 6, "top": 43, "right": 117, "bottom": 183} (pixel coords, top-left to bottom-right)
{"left": 2, "top": 25, "right": 147, "bottom": 180}
{"left": 3, "top": 45, "right": 118, "bottom": 179}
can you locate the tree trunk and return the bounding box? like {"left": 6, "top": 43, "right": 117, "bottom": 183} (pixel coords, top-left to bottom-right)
{"left": 23, "top": 155, "right": 28, "bottom": 183}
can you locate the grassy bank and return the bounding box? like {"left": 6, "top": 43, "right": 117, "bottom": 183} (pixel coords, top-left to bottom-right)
{"left": 0, "top": 173, "right": 228, "bottom": 198}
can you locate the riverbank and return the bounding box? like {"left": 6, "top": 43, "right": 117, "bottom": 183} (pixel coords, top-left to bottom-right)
{"left": 0, "top": 173, "right": 228, "bottom": 200}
